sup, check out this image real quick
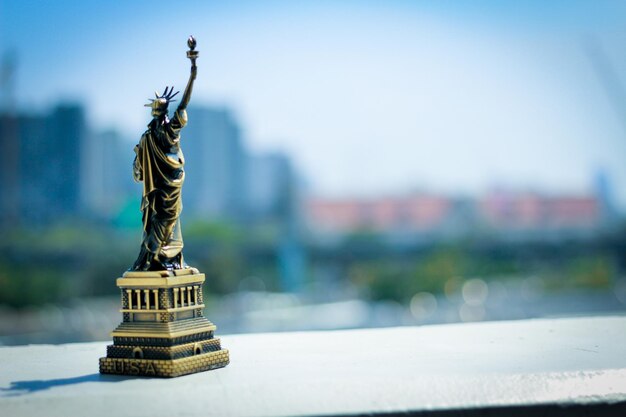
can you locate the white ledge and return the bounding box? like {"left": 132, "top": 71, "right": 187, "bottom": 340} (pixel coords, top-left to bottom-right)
{"left": 1, "top": 316, "right": 626, "bottom": 417}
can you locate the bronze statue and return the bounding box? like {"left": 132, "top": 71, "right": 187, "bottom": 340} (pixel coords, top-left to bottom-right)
{"left": 100, "top": 36, "right": 229, "bottom": 377}
{"left": 131, "top": 36, "right": 198, "bottom": 271}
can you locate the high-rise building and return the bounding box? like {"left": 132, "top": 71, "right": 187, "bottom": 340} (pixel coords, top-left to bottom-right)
{"left": 0, "top": 103, "right": 87, "bottom": 225}
{"left": 0, "top": 113, "right": 20, "bottom": 225}
{"left": 46, "top": 104, "right": 85, "bottom": 217}
{"left": 183, "top": 106, "right": 247, "bottom": 220}
{"left": 247, "top": 151, "right": 306, "bottom": 291}
{"left": 82, "top": 128, "right": 136, "bottom": 218}
{"left": 246, "top": 152, "right": 294, "bottom": 221}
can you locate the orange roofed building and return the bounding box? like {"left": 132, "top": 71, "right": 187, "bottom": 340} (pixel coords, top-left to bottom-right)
{"left": 305, "top": 191, "right": 607, "bottom": 238}
{"left": 306, "top": 194, "right": 453, "bottom": 234}
{"left": 479, "top": 191, "right": 600, "bottom": 231}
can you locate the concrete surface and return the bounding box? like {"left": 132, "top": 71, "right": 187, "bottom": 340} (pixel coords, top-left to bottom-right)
{"left": 1, "top": 316, "right": 625, "bottom": 417}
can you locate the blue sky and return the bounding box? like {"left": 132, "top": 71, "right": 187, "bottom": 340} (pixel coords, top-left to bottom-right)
{"left": 2, "top": 1, "right": 626, "bottom": 208}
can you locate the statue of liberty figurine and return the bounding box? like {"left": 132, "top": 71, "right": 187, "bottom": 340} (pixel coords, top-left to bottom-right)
{"left": 131, "top": 36, "right": 198, "bottom": 271}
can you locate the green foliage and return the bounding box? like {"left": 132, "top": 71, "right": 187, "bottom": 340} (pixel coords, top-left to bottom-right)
{"left": 0, "top": 221, "right": 285, "bottom": 307}
{"left": 348, "top": 243, "right": 618, "bottom": 303}
{"left": 185, "top": 219, "right": 242, "bottom": 242}
{"left": 0, "top": 224, "right": 137, "bottom": 307}
{"left": 566, "top": 254, "right": 614, "bottom": 289}
{"left": 0, "top": 222, "right": 623, "bottom": 309}
{"left": 0, "top": 262, "right": 67, "bottom": 308}
{"left": 349, "top": 247, "right": 468, "bottom": 302}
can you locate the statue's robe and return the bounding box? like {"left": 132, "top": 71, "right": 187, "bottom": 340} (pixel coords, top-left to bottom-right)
{"left": 131, "top": 109, "right": 188, "bottom": 270}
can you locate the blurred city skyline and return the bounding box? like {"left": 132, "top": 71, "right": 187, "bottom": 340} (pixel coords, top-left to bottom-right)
{"left": 1, "top": 0, "right": 626, "bottom": 209}
{"left": 1, "top": 100, "right": 616, "bottom": 241}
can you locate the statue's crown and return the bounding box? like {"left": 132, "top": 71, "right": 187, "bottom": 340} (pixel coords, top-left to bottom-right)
{"left": 145, "top": 86, "right": 179, "bottom": 110}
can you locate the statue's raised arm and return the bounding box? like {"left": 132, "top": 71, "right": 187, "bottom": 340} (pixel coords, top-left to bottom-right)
{"left": 178, "top": 36, "right": 198, "bottom": 112}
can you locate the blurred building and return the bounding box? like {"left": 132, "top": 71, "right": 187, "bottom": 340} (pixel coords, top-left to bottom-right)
{"left": 306, "top": 187, "right": 612, "bottom": 241}
{"left": 0, "top": 113, "right": 22, "bottom": 224}
{"left": 306, "top": 193, "right": 453, "bottom": 235}
{"left": 247, "top": 151, "right": 306, "bottom": 291}
{"left": 1, "top": 102, "right": 305, "bottom": 230}
{"left": 182, "top": 106, "right": 306, "bottom": 291}
{"left": 0, "top": 103, "right": 86, "bottom": 225}
{"left": 183, "top": 106, "right": 247, "bottom": 220}
{"left": 478, "top": 190, "right": 600, "bottom": 234}
{"left": 593, "top": 169, "right": 619, "bottom": 228}
{"left": 246, "top": 152, "right": 295, "bottom": 221}
{"left": 81, "top": 129, "right": 136, "bottom": 218}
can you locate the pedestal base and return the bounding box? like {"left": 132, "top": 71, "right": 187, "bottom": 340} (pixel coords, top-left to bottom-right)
{"left": 99, "top": 349, "right": 229, "bottom": 378}
{"left": 99, "top": 269, "right": 229, "bottom": 378}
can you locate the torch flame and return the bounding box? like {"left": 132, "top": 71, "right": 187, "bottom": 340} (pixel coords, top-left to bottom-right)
{"left": 187, "top": 36, "right": 197, "bottom": 51}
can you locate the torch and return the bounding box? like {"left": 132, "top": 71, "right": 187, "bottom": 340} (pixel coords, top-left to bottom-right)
{"left": 187, "top": 36, "right": 199, "bottom": 67}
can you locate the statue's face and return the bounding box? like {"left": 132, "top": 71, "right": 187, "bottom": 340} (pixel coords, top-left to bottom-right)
{"left": 151, "top": 107, "right": 166, "bottom": 118}
{"left": 150, "top": 98, "right": 168, "bottom": 118}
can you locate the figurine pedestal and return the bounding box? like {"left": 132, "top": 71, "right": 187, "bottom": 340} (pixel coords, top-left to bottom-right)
{"left": 99, "top": 268, "right": 229, "bottom": 378}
